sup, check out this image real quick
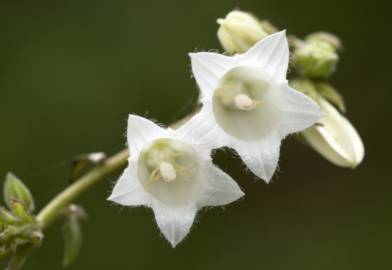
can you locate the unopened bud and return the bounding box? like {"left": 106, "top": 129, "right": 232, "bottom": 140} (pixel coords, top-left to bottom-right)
{"left": 302, "top": 98, "right": 364, "bottom": 168}
{"left": 293, "top": 40, "right": 338, "bottom": 79}
{"left": 4, "top": 173, "right": 35, "bottom": 212}
{"left": 10, "top": 200, "right": 33, "bottom": 223}
{"left": 217, "top": 10, "right": 269, "bottom": 54}
{"left": 306, "top": 31, "right": 342, "bottom": 50}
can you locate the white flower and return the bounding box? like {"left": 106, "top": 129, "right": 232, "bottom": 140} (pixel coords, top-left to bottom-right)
{"left": 108, "top": 115, "right": 244, "bottom": 247}
{"left": 188, "top": 31, "right": 321, "bottom": 182}
{"left": 302, "top": 97, "right": 364, "bottom": 168}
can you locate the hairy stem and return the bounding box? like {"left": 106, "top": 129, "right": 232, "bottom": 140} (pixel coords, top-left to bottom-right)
{"left": 36, "top": 149, "right": 129, "bottom": 228}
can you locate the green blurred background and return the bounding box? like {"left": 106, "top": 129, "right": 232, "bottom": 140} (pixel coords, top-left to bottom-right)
{"left": 0, "top": 0, "right": 390, "bottom": 269}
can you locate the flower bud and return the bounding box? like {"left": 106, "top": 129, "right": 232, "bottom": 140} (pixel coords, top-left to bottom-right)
{"left": 306, "top": 31, "right": 342, "bottom": 50}
{"left": 302, "top": 98, "right": 364, "bottom": 168}
{"left": 217, "top": 10, "right": 269, "bottom": 54}
{"left": 4, "top": 173, "right": 35, "bottom": 212}
{"left": 10, "top": 200, "right": 34, "bottom": 223}
{"left": 293, "top": 40, "right": 338, "bottom": 79}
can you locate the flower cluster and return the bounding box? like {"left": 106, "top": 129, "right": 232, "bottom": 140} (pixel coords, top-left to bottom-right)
{"left": 108, "top": 10, "right": 364, "bottom": 247}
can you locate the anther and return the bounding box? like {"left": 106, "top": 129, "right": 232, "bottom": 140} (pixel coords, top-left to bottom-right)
{"left": 234, "top": 94, "right": 257, "bottom": 111}
{"left": 159, "top": 161, "right": 177, "bottom": 182}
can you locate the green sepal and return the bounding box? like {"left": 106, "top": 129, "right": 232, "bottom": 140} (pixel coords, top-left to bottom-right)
{"left": 0, "top": 207, "right": 18, "bottom": 225}
{"left": 314, "top": 82, "right": 346, "bottom": 112}
{"left": 289, "top": 78, "right": 320, "bottom": 102}
{"left": 4, "top": 173, "right": 35, "bottom": 213}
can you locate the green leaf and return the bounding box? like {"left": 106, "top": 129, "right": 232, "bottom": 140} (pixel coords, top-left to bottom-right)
{"left": 62, "top": 214, "right": 83, "bottom": 266}
{"left": 4, "top": 173, "right": 35, "bottom": 212}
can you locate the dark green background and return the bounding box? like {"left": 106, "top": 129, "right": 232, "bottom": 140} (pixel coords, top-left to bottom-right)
{"left": 0, "top": 0, "right": 390, "bottom": 269}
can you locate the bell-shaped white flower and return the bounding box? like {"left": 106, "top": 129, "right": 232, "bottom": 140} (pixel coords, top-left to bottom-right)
{"left": 188, "top": 31, "right": 321, "bottom": 182}
{"left": 302, "top": 97, "right": 364, "bottom": 168}
{"left": 108, "top": 115, "right": 244, "bottom": 247}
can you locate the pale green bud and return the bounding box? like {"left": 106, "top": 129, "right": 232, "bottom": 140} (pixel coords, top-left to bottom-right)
{"left": 4, "top": 173, "right": 35, "bottom": 213}
{"left": 293, "top": 40, "right": 338, "bottom": 79}
{"left": 302, "top": 98, "right": 364, "bottom": 168}
{"left": 306, "top": 31, "right": 342, "bottom": 50}
{"left": 10, "top": 201, "right": 34, "bottom": 223}
{"left": 290, "top": 79, "right": 364, "bottom": 168}
{"left": 217, "top": 10, "right": 269, "bottom": 54}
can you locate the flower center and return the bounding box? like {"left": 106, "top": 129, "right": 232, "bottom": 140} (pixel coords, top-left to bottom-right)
{"left": 212, "top": 66, "right": 282, "bottom": 140}
{"left": 137, "top": 138, "right": 202, "bottom": 205}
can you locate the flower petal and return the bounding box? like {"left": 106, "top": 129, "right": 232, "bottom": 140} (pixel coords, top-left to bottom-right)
{"left": 107, "top": 162, "right": 150, "bottom": 206}
{"left": 152, "top": 203, "right": 197, "bottom": 247}
{"left": 127, "top": 115, "right": 167, "bottom": 158}
{"left": 303, "top": 98, "right": 364, "bottom": 168}
{"left": 198, "top": 163, "right": 244, "bottom": 207}
{"left": 239, "top": 30, "right": 289, "bottom": 80}
{"left": 189, "top": 52, "right": 237, "bottom": 97}
{"left": 234, "top": 134, "right": 281, "bottom": 182}
{"left": 277, "top": 84, "right": 322, "bottom": 137}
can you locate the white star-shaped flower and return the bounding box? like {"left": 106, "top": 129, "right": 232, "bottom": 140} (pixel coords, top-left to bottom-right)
{"left": 108, "top": 115, "right": 244, "bottom": 247}
{"left": 188, "top": 31, "right": 322, "bottom": 182}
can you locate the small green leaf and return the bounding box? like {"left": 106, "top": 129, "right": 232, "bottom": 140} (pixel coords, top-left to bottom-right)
{"left": 315, "top": 82, "right": 346, "bottom": 112}
{"left": 4, "top": 173, "right": 35, "bottom": 212}
{"left": 62, "top": 207, "right": 85, "bottom": 267}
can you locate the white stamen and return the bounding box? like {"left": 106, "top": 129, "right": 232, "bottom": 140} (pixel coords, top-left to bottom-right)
{"left": 159, "top": 161, "right": 177, "bottom": 182}
{"left": 234, "top": 94, "right": 256, "bottom": 111}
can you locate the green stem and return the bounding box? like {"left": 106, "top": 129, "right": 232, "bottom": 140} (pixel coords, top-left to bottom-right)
{"left": 36, "top": 149, "right": 129, "bottom": 228}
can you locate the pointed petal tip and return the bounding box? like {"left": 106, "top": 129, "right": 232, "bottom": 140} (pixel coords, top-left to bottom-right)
{"left": 268, "top": 29, "right": 287, "bottom": 40}
{"left": 168, "top": 238, "right": 180, "bottom": 248}
{"left": 107, "top": 193, "right": 116, "bottom": 202}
